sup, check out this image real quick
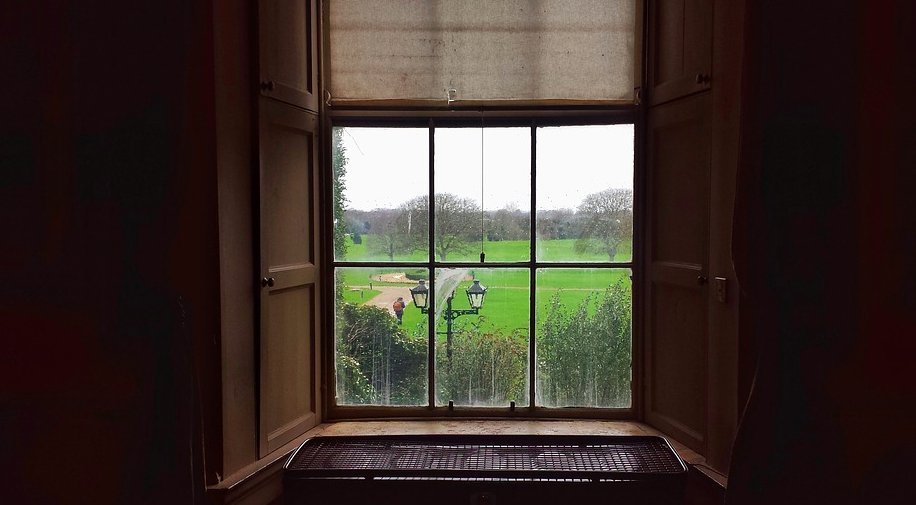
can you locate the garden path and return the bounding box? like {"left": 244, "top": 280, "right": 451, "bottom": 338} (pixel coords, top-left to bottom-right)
{"left": 361, "top": 286, "right": 413, "bottom": 315}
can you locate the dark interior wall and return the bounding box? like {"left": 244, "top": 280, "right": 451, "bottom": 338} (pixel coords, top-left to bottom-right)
{"left": 1, "top": 1, "right": 218, "bottom": 503}
{"left": 728, "top": 1, "right": 916, "bottom": 503}
{"left": 213, "top": 0, "right": 257, "bottom": 478}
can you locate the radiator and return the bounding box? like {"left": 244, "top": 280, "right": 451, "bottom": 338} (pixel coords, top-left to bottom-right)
{"left": 283, "top": 435, "right": 687, "bottom": 504}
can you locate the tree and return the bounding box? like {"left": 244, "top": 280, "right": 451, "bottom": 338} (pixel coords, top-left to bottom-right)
{"left": 345, "top": 212, "right": 370, "bottom": 236}
{"left": 437, "top": 325, "right": 528, "bottom": 407}
{"left": 536, "top": 282, "right": 632, "bottom": 407}
{"left": 332, "top": 129, "right": 349, "bottom": 301}
{"left": 575, "top": 188, "right": 633, "bottom": 261}
{"left": 336, "top": 303, "right": 427, "bottom": 405}
{"left": 486, "top": 205, "right": 529, "bottom": 242}
{"left": 366, "top": 196, "right": 428, "bottom": 260}
{"left": 435, "top": 193, "right": 479, "bottom": 260}
{"left": 365, "top": 208, "right": 402, "bottom": 260}
{"left": 332, "top": 128, "right": 349, "bottom": 260}
{"left": 399, "top": 195, "right": 429, "bottom": 254}
{"left": 536, "top": 208, "right": 578, "bottom": 240}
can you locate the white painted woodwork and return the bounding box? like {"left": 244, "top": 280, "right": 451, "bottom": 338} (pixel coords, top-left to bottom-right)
{"left": 259, "top": 0, "right": 319, "bottom": 112}
{"left": 647, "top": 0, "right": 713, "bottom": 105}
{"left": 644, "top": 92, "right": 711, "bottom": 453}
{"left": 258, "top": 98, "right": 320, "bottom": 456}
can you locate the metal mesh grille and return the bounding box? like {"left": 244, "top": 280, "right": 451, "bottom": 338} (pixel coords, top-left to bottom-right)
{"left": 286, "top": 436, "right": 685, "bottom": 480}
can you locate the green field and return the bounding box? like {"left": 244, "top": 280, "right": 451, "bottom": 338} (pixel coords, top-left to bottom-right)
{"left": 335, "top": 265, "right": 631, "bottom": 337}
{"left": 341, "top": 288, "right": 380, "bottom": 304}
{"left": 335, "top": 237, "right": 633, "bottom": 409}
{"left": 339, "top": 235, "right": 632, "bottom": 263}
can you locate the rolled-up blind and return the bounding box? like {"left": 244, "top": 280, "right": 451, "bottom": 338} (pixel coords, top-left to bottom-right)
{"left": 329, "top": 0, "right": 636, "bottom": 103}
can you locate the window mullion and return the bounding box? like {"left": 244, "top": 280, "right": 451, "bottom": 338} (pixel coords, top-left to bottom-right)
{"left": 529, "top": 122, "right": 537, "bottom": 410}
{"left": 427, "top": 120, "right": 436, "bottom": 409}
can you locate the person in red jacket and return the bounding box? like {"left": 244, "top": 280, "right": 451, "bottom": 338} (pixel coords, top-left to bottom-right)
{"left": 392, "top": 297, "right": 405, "bottom": 324}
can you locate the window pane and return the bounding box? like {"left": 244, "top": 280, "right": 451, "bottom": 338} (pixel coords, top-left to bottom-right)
{"left": 333, "top": 127, "right": 429, "bottom": 262}
{"left": 335, "top": 267, "right": 428, "bottom": 406}
{"left": 434, "top": 128, "right": 530, "bottom": 262}
{"left": 535, "top": 268, "right": 631, "bottom": 408}
{"left": 536, "top": 125, "right": 634, "bottom": 262}
{"left": 434, "top": 268, "right": 529, "bottom": 407}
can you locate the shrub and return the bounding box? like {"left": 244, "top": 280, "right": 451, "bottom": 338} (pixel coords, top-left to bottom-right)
{"left": 437, "top": 320, "right": 528, "bottom": 406}
{"left": 335, "top": 303, "right": 427, "bottom": 405}
{"left": 403, "top": 269, "right": 427, "bottom": 281}
{"left": 536, "top": 281, "right": 632, "bottom": 407}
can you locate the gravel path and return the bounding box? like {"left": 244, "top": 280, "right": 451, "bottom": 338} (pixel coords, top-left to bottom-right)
{"left": 357, "top": 285, "right": 413, "bottom": 315}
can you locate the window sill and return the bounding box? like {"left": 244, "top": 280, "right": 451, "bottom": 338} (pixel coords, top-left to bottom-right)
{"left": 206, "top": 428, "right": 326, "bottom": 505}
{"left": 207, "top": 420, "right": 723, "bottom": 505}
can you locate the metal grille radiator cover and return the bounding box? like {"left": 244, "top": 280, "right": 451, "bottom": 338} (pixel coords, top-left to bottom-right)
{"left": 284, "top": 435, "right": 687, "bottom": 504}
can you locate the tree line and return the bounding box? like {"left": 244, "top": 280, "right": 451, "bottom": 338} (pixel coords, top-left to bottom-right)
{"left": 343, "top": 188, "right": 633, "bottom": 262}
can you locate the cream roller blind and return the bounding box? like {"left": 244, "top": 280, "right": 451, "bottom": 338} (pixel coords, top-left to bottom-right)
{"left": 329, "top": 0, "right": 636, "bottom": 102}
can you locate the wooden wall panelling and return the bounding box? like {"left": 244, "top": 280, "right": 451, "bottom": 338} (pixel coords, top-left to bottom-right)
{"left": 258, "top": 98, "right": 321, "bottom": 457}
{"left": 214, "top": 0, "right": 258, "bottom": 478}
{"left": 259, "top": 0, "right": 320, "bottom": 112}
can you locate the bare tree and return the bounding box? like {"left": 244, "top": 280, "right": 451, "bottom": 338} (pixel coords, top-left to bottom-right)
{"left": 366, "top": 209, "right": 402, "bottom": 260}
{"left": 487, "top": 204, "right": 529, "bottom": 242}
{"left": 536, "top": 208, "right": 578, "bottom": 240}
{"left": 398, "top": 195, "right": 429, "bottom": 255}
{"left": 574, "top": 188, "right": 633, "bottom": 261}
{"left": 366, "top": 196, "right": 428, "bottom": 260}
{"left": 360, "top": 193, "right": 479, "bottom": 261}
{"left": 435, "top": 193, "right": 479, "bottom": 261}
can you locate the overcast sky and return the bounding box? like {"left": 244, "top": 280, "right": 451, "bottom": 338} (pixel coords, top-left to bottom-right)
{"left": 338, "top": 124, "right": 633, "bottom": 211}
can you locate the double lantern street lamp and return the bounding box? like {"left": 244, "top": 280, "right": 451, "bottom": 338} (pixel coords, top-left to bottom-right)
{"left": 409, "top": 279, "right": 487, "bottom": 364}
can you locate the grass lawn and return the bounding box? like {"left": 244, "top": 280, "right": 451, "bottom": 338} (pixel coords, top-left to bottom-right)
{"left": 336, "top": 267, "right": 422, "bottom": 288}
{"left": 439, "top": 270, "right": 631, "bottom": 331}
{"left": 336, "top": 266, "right": 631, "bottom": 337}
{"left": 341, "top": 288, "right": 380, "bottom": 304}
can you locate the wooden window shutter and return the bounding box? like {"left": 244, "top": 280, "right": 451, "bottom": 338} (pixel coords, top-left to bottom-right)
{"left": 256, "top": 0, "right": 322, "bottom": 457}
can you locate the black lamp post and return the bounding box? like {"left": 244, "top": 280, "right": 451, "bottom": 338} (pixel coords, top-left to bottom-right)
{"left": 410, "top": 279, "right": 487, "bottom": 364}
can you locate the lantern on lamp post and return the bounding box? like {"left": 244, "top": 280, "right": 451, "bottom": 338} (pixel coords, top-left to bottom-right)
{"left": 465, "top": 280, "right": 487, "bottom": 310}
{"left": 410, "top": 278, "right": 487, "bottom": 365}
{"left": 409, "top": 279, "right": 429, "bottom": 312}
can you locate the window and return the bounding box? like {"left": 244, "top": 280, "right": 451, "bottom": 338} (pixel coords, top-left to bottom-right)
{"left": 324, "top": 0, "right": 639, "bottom": 418}
{"left": 329, "top": 119, "right": 636, "bottom": 416}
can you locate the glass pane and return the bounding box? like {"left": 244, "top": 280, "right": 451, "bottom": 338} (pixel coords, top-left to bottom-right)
{"left": 535, "top": 268, "right": 631, "bottom": 408}
{"left": 333, "top": 127, "right": 429, "bottom": 262}
{"left": 335, "top": 267, "right": 428, "bottom": 406}
{"left": 536, "top": 125, "right": 634, "bottom": 262}
{"left": 435, "top": 128, "right": 531, "bottom": 262}
{"left": 434, "top": 268, "right": 529, "bottom": 407}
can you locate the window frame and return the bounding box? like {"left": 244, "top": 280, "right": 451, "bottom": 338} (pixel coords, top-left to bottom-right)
{"left": 321, "top": 106, "right": 644, "bottom": 420}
